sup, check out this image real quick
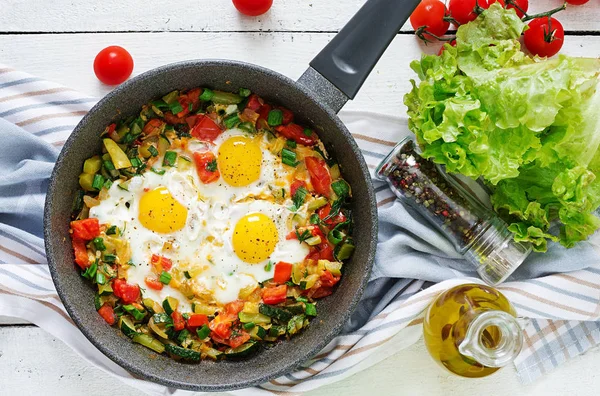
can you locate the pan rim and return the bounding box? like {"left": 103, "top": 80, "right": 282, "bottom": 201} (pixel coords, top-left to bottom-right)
{"left": 44, "top": 59, "right": 378, "bottom": 391}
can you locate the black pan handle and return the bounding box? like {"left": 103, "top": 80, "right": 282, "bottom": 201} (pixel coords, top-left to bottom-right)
{"left": 298, "top": 0, "right": 421, "bottom": 113}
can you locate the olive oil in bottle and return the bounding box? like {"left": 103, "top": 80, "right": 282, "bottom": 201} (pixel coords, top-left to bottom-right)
{"left": 423, "top": 283, "right": 523, "bottom": 378}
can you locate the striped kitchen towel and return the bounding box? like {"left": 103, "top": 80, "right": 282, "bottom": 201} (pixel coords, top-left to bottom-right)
{"left": 1, "top": 64, "right": 600, "bottom": 395}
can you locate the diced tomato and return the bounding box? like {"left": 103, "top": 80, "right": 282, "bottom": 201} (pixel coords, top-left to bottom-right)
{"left": 320, "top": 270, "right": 340, "bottom": 287}
{"left": 187, "top": 314, "right": 209, "bottom": 328}
{"left": 70, "top": 218, "right": 100, "bottom": 240}
{"left": 257, "top": 104, "right": 272, "bottom": 122}
{"left": 224, "top": 300, "right": 245, "bottom": 316}
{"left": 262, "top": 285, "right": 288, "bottom": 305}
{"left": 171, "top": 311, "right": 185, "bottom": 331}
{"left": 305, "top": 156, "right": 332, "bottom": 197}
{"left": 273, "top": 262, "right": 293, "bottom": 284}
{"left": 144, "top": 276, "right": 163, "bottom": 291}
{"left": 246, "top": 94, "right": 263, "bottom": 111}
{"left": 290, "top": 179, "right": 307, "bottom": 197}
{"left": 210, "top": 320, "right": 233, "bottom": 339}
{"left": 193, "top": 151, "right": 220, "bottom": 184}
{"left": 305, "top": 250, "right": 320, "bottom": 262}
{"left": 72, "top": 238, "right": 90, "bottom": 269}
{"left": 163, "top": 111, "right": 184, "bottom": 125}
{"left": 185, "top": 115, "right": 198, "bottom": 129}
{"left": 190, "top": 114, "right": 222, "bottom": 141}
{"left": 286, "top": 225, "right": 322, "bottom": 241}
{"left": 98, "top": 303, "right": 116, "bottom": 325}
{"left": 309, "top": 285, "right": 334, "bottom": 299}
{"left": 106, "top": 123, "right": 119, "bottom": 142}
{"left": 228, "top": 331, "right": 251, "bottom": 348}
{"left": 112, "top": 278, "right": 140, "bottom": 304}
{"left": 318, "top": 203, "right": 347, "bottom": 226}
{"left": 176, "top": 96, "right": 191, "bottom": 118}
{"left": 306, "top": 241, "right": 335, "bottom": 262}
{"left": 275, "top": 123, "right": 318, "bottom": 146}
{"left": 184, "top": 88, "right": 202, "bottom": 112}
{"left": 279, "top": 107, "right": 294, "bottom": 125}
{"left": 150, "top": 254, "right": 172, "bottom": 272}
{"left": 142, "top": 118, "right": 165, "bottom": 136}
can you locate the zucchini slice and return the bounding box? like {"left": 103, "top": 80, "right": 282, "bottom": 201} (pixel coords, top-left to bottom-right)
{"left": 282, "top": 303, "right": 305, "bottom": 315}
{"left": 132, "top": 333, "right": 165, "bottom": 354}
{"left": 165, "top": 344, "right": 201, "bottom": 361}
{"left": 259, "top": 304, "right": 293, "bottom": 322}
{"left": 162, "top": 296, "right": 179, "bottom": 315}
{"left": 224, "top": 341, "right": 259, "bottom": 359}
{"left": 119, "top": 316, "right": 138, "bottom": 338}
{"left": 238, "top": 311, "right": 271, "bottom": 324}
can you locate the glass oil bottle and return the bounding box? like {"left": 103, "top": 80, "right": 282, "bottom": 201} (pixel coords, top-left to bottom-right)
{"left": 423, "top": 283, "right": 523, "bottom": 378}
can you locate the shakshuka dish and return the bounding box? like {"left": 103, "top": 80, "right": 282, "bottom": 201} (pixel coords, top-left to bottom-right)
{"left": 69, "top": 87, "right": 354, "bottom": 361}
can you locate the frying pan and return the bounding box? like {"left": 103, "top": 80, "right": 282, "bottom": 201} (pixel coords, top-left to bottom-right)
{"left": 44, "top": 0, "right": 420, "bottom": 391}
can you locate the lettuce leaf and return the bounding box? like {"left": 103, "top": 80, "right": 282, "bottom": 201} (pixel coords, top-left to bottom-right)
{"left": 405, "top": 3, "right": 600, "bottom": 252}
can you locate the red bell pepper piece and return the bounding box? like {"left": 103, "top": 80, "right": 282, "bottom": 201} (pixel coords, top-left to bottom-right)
{"left": 262, "top": 285, "right": 288, "bottom": 305}
{"left": 305, "top": 156, "right": 332, "bottom": 197}
{"left": 273, "top": 262, "right": 293, "bottom": 284}
{"left": 191, "top": 114, "right": 222, "bottom": 141}
{"left": 275, "top": 123, "right": 318, "bottom": 146}
{"left": 144, "top": 276, "right": 163, "bottom": 291}
{"left": 193, "top": 151, "right": 220, "bottom": 184}
{"left": 70, "top": 218, "right": 100, "bottom": 241}
{"left": 187, "top": 314, "right": 209, "bottom": 328}
{"left": 112, "top": 278, "right": 140, "bottom": 304}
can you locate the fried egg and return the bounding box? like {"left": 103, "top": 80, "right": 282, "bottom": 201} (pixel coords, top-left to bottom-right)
{"left": 89, "top": 129, "right": 309, "bottom": 307}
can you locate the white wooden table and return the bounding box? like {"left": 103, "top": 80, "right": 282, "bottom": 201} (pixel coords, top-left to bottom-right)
{"left": 1, "top": 1, "right": 600, "bottom": 394}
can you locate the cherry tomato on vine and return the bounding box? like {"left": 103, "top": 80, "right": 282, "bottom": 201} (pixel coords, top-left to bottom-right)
{"left": 502, "top": 0, "right": 529, "bottom": 18}
{"left": 565, "top": 0, "right": 589, "bottom": 5}
{"left": 523, "top": 17, "right": 564, "bottom": 58}
{"left": 438, "top": 40, "right": 457, "bottom": 55}
{"left": 232, "top": 0, "right": 273, "bottom": 16}
{"left": 448, "top": 0, "right": 496, "bottom": 25}
{"left": 93, "top": 46, "right": 134, "bottom": 85}
{"left": 410, "top": 0, "right": 450, "bottom": 39}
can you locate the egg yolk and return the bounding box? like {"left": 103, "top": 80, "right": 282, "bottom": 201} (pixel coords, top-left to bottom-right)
{"left": 139, "top": 187, "right": 188, "bottom": 233}
{"left": 218, "top": 136, "right": 262, "bottom": 187}
{"left": 232, "top": 213, "right": 278, "bottom": 263}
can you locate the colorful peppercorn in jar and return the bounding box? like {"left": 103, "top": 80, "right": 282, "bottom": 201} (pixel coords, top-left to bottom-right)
{"left": 375, "top": 137, "right": 532, "bottom": 285}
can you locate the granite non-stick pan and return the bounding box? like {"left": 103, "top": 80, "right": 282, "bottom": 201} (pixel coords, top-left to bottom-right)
{"left": 44, "top": 0, "right": 420, "bottom": 391}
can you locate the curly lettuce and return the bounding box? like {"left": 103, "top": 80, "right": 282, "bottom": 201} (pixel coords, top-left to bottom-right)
{"left": 405, "top": 3, "right": 600, "bottom": 251}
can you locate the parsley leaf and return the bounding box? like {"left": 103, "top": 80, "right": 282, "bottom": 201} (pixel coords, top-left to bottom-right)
{"left": 205, "top": 159, "right": 217, "bottom": 172}
{"left": 291, "top": 187, "right": 308, "bottom": 212}
{"left": 295, "top": 228, "right": 312, "bottom": 243}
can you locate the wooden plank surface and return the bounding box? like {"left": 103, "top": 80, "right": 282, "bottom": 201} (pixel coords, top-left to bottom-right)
{"left": 1, "top": 0, "right": 599, "bottom": 33}
{"left": 1, "top": 33, "right": 599, "bottom": 116}
{"left": 2, "top": 325, "right": 600, "bottom": 396}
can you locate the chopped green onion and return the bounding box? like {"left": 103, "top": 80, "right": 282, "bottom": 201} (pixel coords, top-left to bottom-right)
{"left": 81, "top": 260, "right": 98, "bottom": 280}
{"left": 123, "top": 304, "right": 146, "bottom": 321}
{"left": 295, "top": 296, "right": 308, "bottom": 303}
{"left": 163, "top": 151, "right": 177, "bottom": 167}
{"left": 299, "top": 281, "right": 307, "bottom": 290}
{"left": 159, "top": 271, "right": 172, "bottom": 285}
{"left": 199, "top": 88, "right": 214, "bottom": 101}
{"left": 331, "top": 180, "right": 350, "bottom": 198}
{"left": 238, "top": 122, "right": 256, "bottom": 134}
{"left": 93, "top": 237, "right": 106, "bottom": 251}
{"left": 130, "top": 157, "right": 143, "bottom": 168}
{"left": 196, "top": 324, "right": 210, "bottom": 339}
{"left": 151, "top": 99, "right": 169, "bottom": 110}
{"left": 243, "top": 322, "right": 255, "bottom": 330}
{"left": 328, "top": 229, "right": 346, "bottom": 246}
{"left": 103, "top": 160, "right": 116, "bottom": 171}
{"left": 286, "top": 140, "right": 297, "bottom": 148}
{"left": 264, "top": 261, "right": 273, "bottom": 272}
{"left": 267, "top": 109, "right": 283, "bottom": 126}
{"left": 168, "top": 101, "right": 183, "bottom": 114}
{"left": 152, "top": 313, "right": 171, "bottom": 324}
{"left": 106, "top": 225, "right": 118, "bottom": 235}
{"left": 96, "top": 271, "right": 107, "bottom": 285}
{"left": 188, "top": 103, "right": 193, "bottom": 112}
{"left": 148, "top": 145, "right": 159, "bottom": 157}
{"left": 94, "top": 293, "right": 102, "bottom": 311}
{"left": 151, "top": 167, "right": 166, "bottom": 175}
{"left": 184, "top": 271, "right": 191, "bottom": 279}
{"left": 303, "top": 128, "right": 313, "bottom": 136}
{"left": 305, "top": 236, "right": 322, "bottom": 246}
{"left": 305, "top": 303, "right": 317, "bottom": 316}
{"left": 103, "top": 254, "right": 116, "bottom": 264}
{"left": 281, "top": 148, "right": 299, "bottom": 167}
{"left": 103, "top": 179, "right": 113, "bottom": 190}
{"left": 239, "top": 88, "right": 251, "bottom": 97}
{"left": 72, "top": 190, "right": 85, "bottom": 212}
{"left": 224, "top": 114, "right": 240, "bottom": 129}
{"left": 92, "top": 174, "right": 105, "bottom": 191}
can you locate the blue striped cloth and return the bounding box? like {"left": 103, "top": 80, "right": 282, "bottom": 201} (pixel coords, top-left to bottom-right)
{"left": 2, "top": 65, "right": 600, "bottom": 394}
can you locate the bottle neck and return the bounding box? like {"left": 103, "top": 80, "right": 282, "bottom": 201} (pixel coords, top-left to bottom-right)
{"left": 457, "top": 310, "right": 523, "bottom": 368}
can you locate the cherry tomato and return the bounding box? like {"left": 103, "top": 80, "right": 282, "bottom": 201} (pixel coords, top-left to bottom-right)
{"left": 502, "top": 0, "right": 528, "bottom": 18}
{"left": 275, "top": 123, "right": 318, "bottom": 146}
{"left": 97, "top": 303, "right": 116, "bottom": 325}
{"left": 93, "top": 46, "right": 134, "bottom": 85}
{"left": 410, "top": 0, "right": 450, "bottom": 39}
{"left": 448, "top": 0, "right": 495, "bottom": 25}
{"left": 524, "top": 17, "right": 564, "bottom": 58}
{"left": 70, "top": 218, "right": 100, "bottom": 240}
{"left": 262, "top": 285, "right": 288, "bottom": 305}
{"left": 438, "top": 40, "right": 457, "bottom": 56}
{"left": 72, "top": 238, "right": 89, "bottom": 269}
{"left": 305, "top": 156, "right": 332, "bottom": 197}
{"left": 171, "top": 311, "right": 185, "bottom": 331}
{"left": 193, "top": 151, "right": 220, "bottom": 184}
{"left": 566, "top": 0, "right": 589, "bottom": 4}
{"left": 112, "top": 278, "right": 141, "bottom": 304}
{"left": 273, "top": 262, "right": 293, "bottom": 284}
{"left": 232, "top": 0, "right": 273, "bottom": 16}
{"left": 144, "top": 276, "right": 163, "bottom": 291}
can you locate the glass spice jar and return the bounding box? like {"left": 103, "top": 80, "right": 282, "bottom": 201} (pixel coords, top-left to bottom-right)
{"left": 375, "top": 137, "right": 532, "bottom": 285}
